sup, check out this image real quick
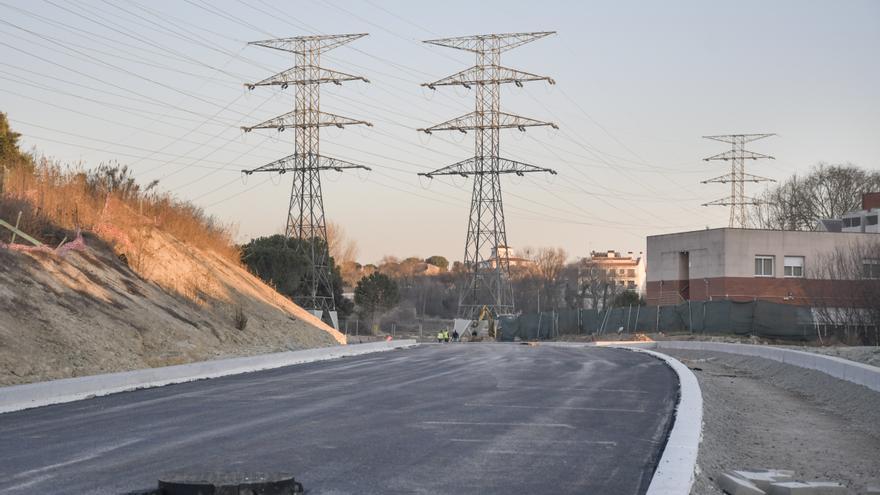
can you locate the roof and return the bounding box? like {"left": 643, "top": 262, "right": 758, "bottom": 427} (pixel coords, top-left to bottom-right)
{"left": 815, "top": 219, "right": 843, "bottom": 233}
{"left": 647, "top": 226, "right": 877, "bottom": 239}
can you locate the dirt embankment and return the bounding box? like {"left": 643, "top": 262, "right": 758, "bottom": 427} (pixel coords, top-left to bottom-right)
{"left": 0, "top": 230, "right": 345, "bottom": 386}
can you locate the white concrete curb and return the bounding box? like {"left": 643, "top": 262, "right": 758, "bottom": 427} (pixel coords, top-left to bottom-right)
{"left": 628, "top": 341, "right": 880, "bottom": 393}
{"left": 607, "top": 345, "right": 703, "bottom": 495}
{"left": 0, "top": 340, "right": 417, "bottom": 414}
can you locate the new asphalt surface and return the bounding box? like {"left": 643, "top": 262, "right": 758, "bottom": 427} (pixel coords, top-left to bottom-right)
{"left": 0, "top": 343, "right": 678, "bottom": 494}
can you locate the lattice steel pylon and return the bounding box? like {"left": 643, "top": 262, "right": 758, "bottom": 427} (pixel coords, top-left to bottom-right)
{"left": 242, "top": 34, "right": 372, "bottom": 319}
{"left": 418, "top": 32, "right": 558, "bottom": 319}
{"left": 702, "top": 133, "right": 776, "bottom": 228}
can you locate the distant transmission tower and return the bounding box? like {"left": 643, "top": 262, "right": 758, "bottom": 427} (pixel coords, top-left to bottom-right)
{"left": 418, "top": 32, "right": 558, "bottom": 319}
{"left": 242, "top": 34, "right": 372, "bottom": 324}
{"left": 702, "top": 133, "right": 776, "bottom": 228}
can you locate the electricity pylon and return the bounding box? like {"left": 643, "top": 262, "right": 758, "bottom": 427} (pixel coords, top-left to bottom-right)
{"left": 702, "top": 133, "right": 776, "bottom": 228}
{"left": 242, "top": 34, "right": 372, "bottom": 321}
{"left": 418, "top": 32, "right": 558, "bottom": 319}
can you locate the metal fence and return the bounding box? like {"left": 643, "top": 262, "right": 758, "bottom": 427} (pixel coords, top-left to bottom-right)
{"left": 338, "top": 317, "right": 455, "bottom": 340}
{"left": 499, "top": 300, "right": 834, "bottom": 342}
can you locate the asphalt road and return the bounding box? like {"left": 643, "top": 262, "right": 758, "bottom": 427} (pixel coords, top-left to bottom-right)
{"left": 0, "top": 344, "right": 677, "bottom": 494}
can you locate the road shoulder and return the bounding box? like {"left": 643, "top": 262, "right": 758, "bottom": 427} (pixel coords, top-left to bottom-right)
{"left": 662, "top": 349, "right": 880, "bottom": 494}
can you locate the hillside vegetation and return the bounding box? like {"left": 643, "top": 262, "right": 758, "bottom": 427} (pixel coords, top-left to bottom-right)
{"left": 0, "top": 114, "right": 345, "bottom": 385}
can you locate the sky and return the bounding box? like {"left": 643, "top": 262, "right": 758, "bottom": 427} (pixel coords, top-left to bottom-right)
{"left": 1, "top": 0, "right": 878, "bottom": 264}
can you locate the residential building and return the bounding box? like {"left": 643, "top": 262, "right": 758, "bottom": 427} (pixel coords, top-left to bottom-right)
{"left": 581, "top": 250, "right": 645, "bottom": 294}
{"left": 478, "top": 245, "right": 534, "bottom": 269}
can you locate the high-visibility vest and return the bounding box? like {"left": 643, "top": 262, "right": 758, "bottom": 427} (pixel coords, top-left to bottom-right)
{"left": 443, "top": 330, "right": 449, "bottom": 339}
{"left": 437, "top": 332, "right": 444, "bottom": 339}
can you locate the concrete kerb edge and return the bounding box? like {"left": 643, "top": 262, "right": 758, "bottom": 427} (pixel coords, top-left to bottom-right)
{"left": 647, "top": 341, "right": 880, "bottom": 393}
{"left": 0, "top": 340, "right": 418, "bottom": 415}
{"left": 606, "top": 344, "right": 703, "bottom": 495}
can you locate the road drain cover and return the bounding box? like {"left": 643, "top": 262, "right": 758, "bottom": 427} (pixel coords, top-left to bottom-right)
{"left": 157, "top": 472, "right": 303, "bottom": 495}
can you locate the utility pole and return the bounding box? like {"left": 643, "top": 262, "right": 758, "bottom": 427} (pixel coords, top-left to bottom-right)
{"left": 418, "top": 32, "right": 558, "bottom": 320}
{"left": 701, "top": 134, "right": 776, "bottom": 228}
{"left": 242, "top": 34, "right": 372, "bottom": 325}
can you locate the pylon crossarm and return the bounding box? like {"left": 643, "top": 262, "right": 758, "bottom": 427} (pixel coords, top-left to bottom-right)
{"left": 418, "top": 111, "right": 557, "bottom": 133}
{"left": 249, "top": 33, "right": 368, "bottom": 54}
{"left": 316, "top": 154, "right": 372, "bottom": 172}
{"left": 703, "top": 133, "right": 775, "bottom": 144}
{"left": 495, "top": 157, "right": 557, "bottom": 176}
{"left": 422, "top": 65, "right": 554, "bottom": 89}
{"left": 702, "top": 172, "right": 776, "bottom": 184}
{"left": 423, "top": 32, "right": 555, "bottom": 53}
{"left": 418, "top": 157, "right": 474, "bottom": 177}
{"left": 245, "top": 66, "right": 369, "bottom": 89}
{"left": 702, "top": 196, "right": 766, "bottom": 207}
{"left": 242, "top": 110, "right": 372, "bottom": 132}
{"left": 418, "top": 157, "right": 556, "bottom": 178}
{"left": 242, "top": 153, "right": 372, "bottom": 175}
{"left": 703, "top": 150, "right": 775, "bottom": 161}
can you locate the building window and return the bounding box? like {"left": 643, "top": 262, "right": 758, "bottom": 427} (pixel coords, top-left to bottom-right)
{"left": 864, "top": 259, "right": 880, "bottom": 279}
{"left": 755, "top": 255, "right": 774, "bottom": 277}
{"left": 627, "top": 269, "right": 636, "bottom": 277}
{"left": 867, "top": 215, "right": 878, "bottom": 226}
{"left": 783, "top": 256, "right": 804, "bottom": 278}
{"left": 843, "top": 217, "right": 862, "bottom": 228}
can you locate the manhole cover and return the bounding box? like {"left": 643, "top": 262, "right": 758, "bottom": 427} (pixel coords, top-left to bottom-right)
{"left": 157, "top": 472, "right": 303, "bottom": 495}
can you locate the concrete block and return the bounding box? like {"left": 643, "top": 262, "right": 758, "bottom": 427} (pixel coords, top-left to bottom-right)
{"left": 768, "top": 481, "right": 847, "bottom": 495}
{"left": 805, "top": 481, "right": 848, "bottom": 495}
{"left": 731, "top": 470, "right": 795, "bottom": 491}
{"left": 767, "top": 482, "right": 813, "bottom": 495}
{"left": 718, "top": 472, "right": 766, "bottom": 495}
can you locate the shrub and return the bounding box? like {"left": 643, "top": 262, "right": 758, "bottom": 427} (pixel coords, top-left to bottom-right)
{"left": 232, "top": 305, "right": 248, "bottom": 331}
{"left": 0, "top": 156, "right": 238, "bottom": 262}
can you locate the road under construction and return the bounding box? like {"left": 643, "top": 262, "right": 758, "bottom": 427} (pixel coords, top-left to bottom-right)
{"left": 0, "top": 344, "right": 676, "bottom": 494}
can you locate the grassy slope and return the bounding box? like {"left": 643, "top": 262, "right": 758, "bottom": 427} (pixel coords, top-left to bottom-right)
{"left": 0, "top": 229, "right": 345, "bottom": 386}
{"left": 0, "top": 161, "right": 346, "bottom": 386}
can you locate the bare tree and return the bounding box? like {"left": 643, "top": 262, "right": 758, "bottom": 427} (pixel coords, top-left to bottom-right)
{"left": 528, "top": 247, "right": 567, "bottom": 310}
{"left": 326, "top": 221, "right": 359, "bottom": 264}
{"left": 807, "top": 239, "right": 880, "bottom": 344}
{"left": 577, "top": 260, "right": 623, "bottom": 311}
{"left": 533, "top": 247, "right": 568, "bottom": 283}
{"left": 753, "top": 163, "right": 880, "bottom": 230}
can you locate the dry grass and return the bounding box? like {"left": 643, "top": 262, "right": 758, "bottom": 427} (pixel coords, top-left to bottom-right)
{"left": 0, "top": 157, "right": 239, "bottom": 265}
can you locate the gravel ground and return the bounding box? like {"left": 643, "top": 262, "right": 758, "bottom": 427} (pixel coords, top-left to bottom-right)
{"left": 662, "top": 349, "right": 880, "bottom": 494}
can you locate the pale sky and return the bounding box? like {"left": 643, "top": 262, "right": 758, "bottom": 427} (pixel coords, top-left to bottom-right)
{"left": 2, "top": 0, "right": 878, "bottom": 263}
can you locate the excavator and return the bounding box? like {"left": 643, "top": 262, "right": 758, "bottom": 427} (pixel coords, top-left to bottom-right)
{"left": 472, "top": 305, "right": 496, "bottom": 340}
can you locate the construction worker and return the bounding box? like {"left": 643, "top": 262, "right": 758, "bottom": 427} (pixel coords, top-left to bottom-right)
{"left": 437, "top": 330, "right": 444, "bottom": 343}
{"left": 443, "top": 328, "right": 450, "bottom": 343}
{"left": 452, "top": 329, "right": 459, "bottom": 342}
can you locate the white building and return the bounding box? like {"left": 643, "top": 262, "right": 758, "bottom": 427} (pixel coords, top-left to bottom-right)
{"left": 817, "top": 192, "right": 880, "bottom": 233}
